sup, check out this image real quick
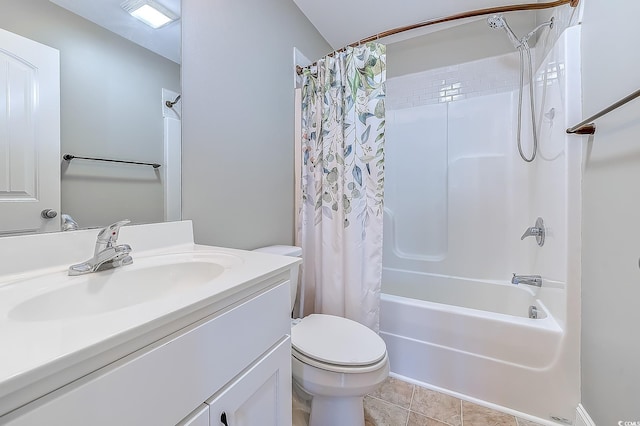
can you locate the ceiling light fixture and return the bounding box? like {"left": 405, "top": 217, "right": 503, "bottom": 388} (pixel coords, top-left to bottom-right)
{"left": 121, "top": 0, "right": 179, "bottom": 29}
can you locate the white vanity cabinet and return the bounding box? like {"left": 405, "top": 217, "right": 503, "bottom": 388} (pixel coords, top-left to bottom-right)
{"left": 178, "top": 405, "right": 209, "bottom": 426}
{"left": 207, "top": 339, "right": 291, "bottom": 426}
{"left": 1, "top": 278, "right": 292, "bottom": 426}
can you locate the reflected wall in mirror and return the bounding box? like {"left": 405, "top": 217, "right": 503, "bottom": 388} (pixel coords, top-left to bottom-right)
{"left": 0, "top": 0, "right": 181, "bottom": 234}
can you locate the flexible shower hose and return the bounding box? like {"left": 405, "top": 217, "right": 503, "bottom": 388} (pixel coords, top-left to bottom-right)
{"left": 516, "top": 44, "right": 538, "bottom": 163}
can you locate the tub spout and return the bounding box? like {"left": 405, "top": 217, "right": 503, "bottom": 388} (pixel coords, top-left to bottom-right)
{"left": 511, "top": 273, "right": 542, "bottom": 287}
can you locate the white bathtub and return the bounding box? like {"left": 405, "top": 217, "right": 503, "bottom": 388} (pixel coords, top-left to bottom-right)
{"left": 380, "top": 268, "right": 571, "bottom": 421}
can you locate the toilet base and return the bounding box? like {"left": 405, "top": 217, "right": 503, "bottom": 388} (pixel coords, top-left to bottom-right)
{"left": 309, "top": 395, "right": 365, "bottom": 426}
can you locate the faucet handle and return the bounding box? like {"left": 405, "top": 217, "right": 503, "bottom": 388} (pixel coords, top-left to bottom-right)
{"left": 520, "top": 217, "right": 545, "bottom": 246}
{"left": 97, "top": 220, "right": 131, "bottom": 245}
{"left": 520, "top": 226, "right": 542, "bottom": 240}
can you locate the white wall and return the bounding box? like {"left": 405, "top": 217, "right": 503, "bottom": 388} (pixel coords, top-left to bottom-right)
{"left": 580, "top": 0, "right": 640, "bottom": 423}
{"left": 0, "top": 0, "right": 180, "bottom": 229}
{"left": 181, "top": 0, "right": 330, "bottom": 249}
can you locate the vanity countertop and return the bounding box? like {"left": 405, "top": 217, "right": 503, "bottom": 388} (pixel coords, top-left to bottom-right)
{"left": 0, "top": 221, "right": 299, "bottom": 416}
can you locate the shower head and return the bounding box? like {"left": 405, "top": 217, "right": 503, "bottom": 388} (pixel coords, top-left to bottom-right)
{"left": 487, "top": 15, "right": 521, "bottom": 49}
{"left": 486, "top": 14, "right": 505, "bottom": 29}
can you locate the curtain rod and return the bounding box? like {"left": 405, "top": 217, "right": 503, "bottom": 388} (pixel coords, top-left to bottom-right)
{"left": 296, "top": 0, "right": 579, "bottom": 75}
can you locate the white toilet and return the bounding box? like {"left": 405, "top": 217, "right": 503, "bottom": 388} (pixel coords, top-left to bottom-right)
{"left": 253, "top": 245, "right": 389, "bottom": 426}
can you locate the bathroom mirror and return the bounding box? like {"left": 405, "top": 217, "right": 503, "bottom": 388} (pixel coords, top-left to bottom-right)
{"left": 0, "top": 0, "right": 181, "bottom": 235}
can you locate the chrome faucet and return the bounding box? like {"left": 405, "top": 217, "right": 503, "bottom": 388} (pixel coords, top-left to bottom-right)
{"left": 61, "top": 214, "right": 79, "bottom": 231}
{"left": 511, "top": 273, "right": 542, "bottom": 287}
{"left": 68, "top": 220, "right": 133, "bottom": 276}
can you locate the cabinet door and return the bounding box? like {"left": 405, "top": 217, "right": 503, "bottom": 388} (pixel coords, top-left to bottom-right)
{"left": 177, "top": 404, "right": 209, "bottom": 426}
{"left": 208, "top": 338, "right": 291, "bottom": 426}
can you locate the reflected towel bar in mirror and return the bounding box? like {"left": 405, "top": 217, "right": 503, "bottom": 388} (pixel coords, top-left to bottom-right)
{"left": 63, "top": 154, "right": 161, "bottom": 169}
{"left": 165, "top": 94, "right": 181, "bottom": 108}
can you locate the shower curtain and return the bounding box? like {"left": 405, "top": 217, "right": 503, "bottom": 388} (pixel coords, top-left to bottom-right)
{"left": 299, "top": 42, "right": 386, "bottom": 331}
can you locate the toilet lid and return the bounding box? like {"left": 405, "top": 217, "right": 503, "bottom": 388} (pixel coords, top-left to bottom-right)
{"left": 291, "top": 314, "right": 387, "bottom": 366}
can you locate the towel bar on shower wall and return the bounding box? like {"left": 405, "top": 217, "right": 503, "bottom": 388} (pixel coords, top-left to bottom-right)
{"left": 567, "top": 88, "right": 640, "bottom": 135}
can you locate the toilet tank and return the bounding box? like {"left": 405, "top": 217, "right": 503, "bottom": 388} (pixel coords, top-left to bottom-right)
{"left": 252, "top": 245, "right": 302, "bottom": 313}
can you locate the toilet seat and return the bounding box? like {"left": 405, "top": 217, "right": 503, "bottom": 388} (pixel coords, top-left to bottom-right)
{"left": 291, "top": 314, "right": 387, "bottom": 372}
{"left": 292, "top": 347, "right": 389, "bottom": 374}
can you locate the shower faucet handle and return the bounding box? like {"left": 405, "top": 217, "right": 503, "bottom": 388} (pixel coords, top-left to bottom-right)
{"left": 520, "top": 217, "right": 545, "bottom": 247}
{"left": 521, "top": 227, "right": 542, "bottom": 239}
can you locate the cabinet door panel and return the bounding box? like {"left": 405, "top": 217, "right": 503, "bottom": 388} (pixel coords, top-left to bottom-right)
{"left": 208, "top": 338, "right": 292, "bottom": 426}
{"left": 177, "top": 404, "right": 209, "bottom": 426}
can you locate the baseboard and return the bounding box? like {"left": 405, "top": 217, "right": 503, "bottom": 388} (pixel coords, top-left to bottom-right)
{"left": 575, "top": 404, "right": 596, "bottom": 426}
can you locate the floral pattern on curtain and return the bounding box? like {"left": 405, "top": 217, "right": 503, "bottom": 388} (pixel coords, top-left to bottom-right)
{"left": 299, "top": 42, "right": 386, "bottom": 331}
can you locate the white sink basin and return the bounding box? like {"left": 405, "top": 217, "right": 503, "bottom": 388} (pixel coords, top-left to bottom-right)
{"left": 8, "top": 252, "right": 241, "bottom": 322}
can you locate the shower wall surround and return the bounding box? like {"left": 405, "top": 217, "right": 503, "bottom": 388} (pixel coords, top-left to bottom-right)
{"left": 381, "top": 26, "right": 582, "bottom": 420}
{"left": 386, "top": 52, "right": 521, "bottom": 109}
{"left": 535, "top": 2, "right": 583, "bottom": 70}
{"left": 384, "top": 51, "right": 529, "bottom": 281}
{"left": 384, "top": 44, "right": 577, "bottom": 296}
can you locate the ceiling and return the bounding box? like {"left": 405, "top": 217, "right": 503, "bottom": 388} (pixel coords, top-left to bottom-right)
{"left": 50, "top": 0, "right": 181, "bottom": 63}
{"left": 48, "top": 0, "right": 545, "bottom": 65}
{"left": 292, "top": 0, "right": 546, "bottom": 49}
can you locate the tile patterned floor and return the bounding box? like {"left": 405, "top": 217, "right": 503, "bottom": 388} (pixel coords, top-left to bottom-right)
{"left": 364, "top": 377, "right": 544, "bottom": 426}
{"left": 293, "top": 376, "right": 545, "bottom": 426}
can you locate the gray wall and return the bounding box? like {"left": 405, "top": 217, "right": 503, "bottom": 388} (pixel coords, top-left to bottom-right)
{"left": 581, "top": 0, "right": 640, "bottom": 423}
{"left": 0, "top": 0, "right": 180, "bottom": 229}
{"left": 181, "top": 0, "right": 330, "bottom": 249}
{"left": 387, "top": 13, "right": 534, "bottom": 78}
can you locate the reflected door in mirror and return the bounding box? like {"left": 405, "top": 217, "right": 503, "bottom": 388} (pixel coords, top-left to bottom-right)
{"left": 0, "top": 29, "right": 60, "bottom": 234}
